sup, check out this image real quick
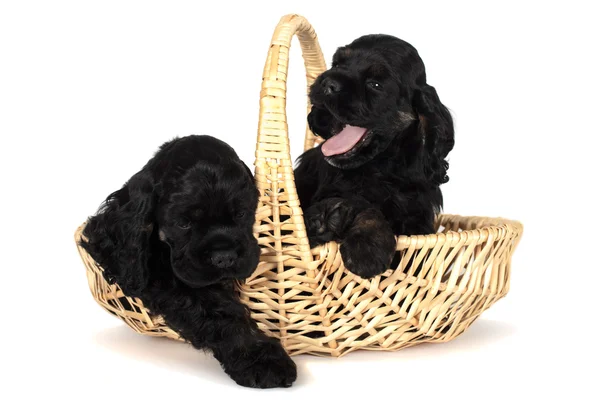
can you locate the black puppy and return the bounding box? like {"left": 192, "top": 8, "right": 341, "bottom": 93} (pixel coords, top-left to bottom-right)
{"left": 295, "top": 35, "right": 454, "bottom": 278}
{"left": 81, "top": 135, "right": 296, "bottom": 388}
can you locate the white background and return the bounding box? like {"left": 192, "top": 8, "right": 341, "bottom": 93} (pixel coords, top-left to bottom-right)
{"left": 1, "top": 1, "right": 598, "bottom": 399}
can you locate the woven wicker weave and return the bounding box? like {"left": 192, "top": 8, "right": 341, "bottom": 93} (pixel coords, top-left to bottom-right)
{"left": 75, "top": 14, "right": 523, "bottom": 357}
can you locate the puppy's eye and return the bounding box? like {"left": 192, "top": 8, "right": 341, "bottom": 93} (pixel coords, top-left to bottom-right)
{"left": 367, "top": 80, "right": 383, "bottom": 90}
{"left": 176, "top": 219, "right": 191, "bottom": 229}
{"left": 331, "top": 62, "right": 339, "bottom": 68}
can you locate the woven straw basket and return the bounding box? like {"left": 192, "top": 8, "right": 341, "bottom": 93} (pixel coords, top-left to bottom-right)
{"left": 75, "top": 14, "right": 523, "bottom": 357}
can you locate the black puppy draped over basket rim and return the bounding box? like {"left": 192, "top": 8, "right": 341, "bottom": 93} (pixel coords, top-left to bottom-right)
{"left": 75, "top": 14, "right": 523, "bottom": 357}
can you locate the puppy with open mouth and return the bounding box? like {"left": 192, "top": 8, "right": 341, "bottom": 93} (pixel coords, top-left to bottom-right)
{"left": 295, "top": 34, "right": 454, "bottom": 278}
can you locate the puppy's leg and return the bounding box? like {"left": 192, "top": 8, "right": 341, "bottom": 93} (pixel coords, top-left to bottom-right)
{"left": 212, "top": 329, "right": 297, "bottom": 389}
{"left": 159, "top": 291, "right": 296, "bottom": 389}
{"left": 340, "top": 208, "right": 396, "bottom": 278}
{"left": 304, "top": 198, "right": 396, "bottom": 278}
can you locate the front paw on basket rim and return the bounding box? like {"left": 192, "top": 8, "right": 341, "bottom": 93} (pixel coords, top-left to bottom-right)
{"left": 340, "top": 235, "right": 396, "bottom": 279}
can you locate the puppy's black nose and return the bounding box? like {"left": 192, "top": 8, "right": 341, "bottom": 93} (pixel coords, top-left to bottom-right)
{"left": 210, "top": 249, "right": 237, "bottom": 269}
{"left": 322, "top": 77, "right": 342, "bottom": 95}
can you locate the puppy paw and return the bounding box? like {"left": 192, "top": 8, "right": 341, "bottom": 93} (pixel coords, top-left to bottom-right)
{"left": 304, "top": 198, "right": 353, "bottom": 248}
{"left": 340, "top": 235, "right": 396, "bottom": 278}
{"left": 340, "top": 213, "right": 396, "bottom": 278}
{"left": 226, "top": 337, "right": 297, "bottom": 389}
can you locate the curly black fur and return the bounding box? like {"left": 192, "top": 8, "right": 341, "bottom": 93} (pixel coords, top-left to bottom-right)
{"left": 81, "top": 135, "right": 296, "bottom": 388}
{"left": 295, "top": 35, "right": 454, "bottom": 278}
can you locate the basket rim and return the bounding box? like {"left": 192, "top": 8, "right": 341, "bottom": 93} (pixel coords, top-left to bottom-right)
{"left": 396, "top": 214, "right": 522, "bottom": 250}
{"left": 403, "top": 213, "right": 521, "bottom": 238}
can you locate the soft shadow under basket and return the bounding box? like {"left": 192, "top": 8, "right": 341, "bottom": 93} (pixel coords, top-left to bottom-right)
{"left": 75, "top": 14, "right": 523, "bottom": 357}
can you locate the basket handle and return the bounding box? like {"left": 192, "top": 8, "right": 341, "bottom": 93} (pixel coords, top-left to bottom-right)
{"left": 254, "top": 15, "right": 326, "bottom": 262}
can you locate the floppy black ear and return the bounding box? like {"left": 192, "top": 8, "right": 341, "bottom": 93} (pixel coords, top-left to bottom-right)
{"left": 81, "top": 169, "right": 156, "bottom": 295}
{"left": 414, "top": 84, "right": 455, "bottom": 184}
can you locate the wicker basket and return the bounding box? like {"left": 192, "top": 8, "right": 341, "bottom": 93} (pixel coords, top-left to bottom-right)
{"left": 75, "top": 14, "right": 523, "bottom": 357}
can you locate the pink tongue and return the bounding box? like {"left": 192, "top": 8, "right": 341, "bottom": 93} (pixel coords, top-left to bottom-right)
{"left": 321, "top": 125, "right": 368, "bottom": 156}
